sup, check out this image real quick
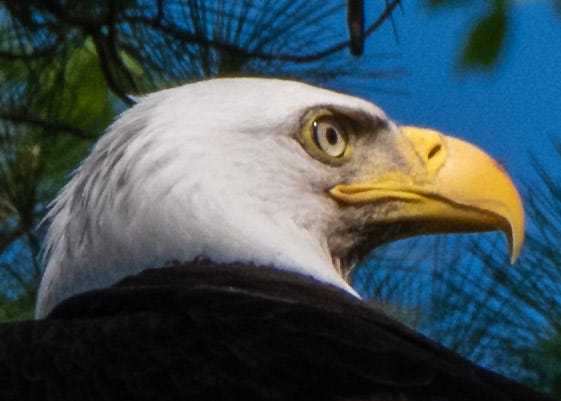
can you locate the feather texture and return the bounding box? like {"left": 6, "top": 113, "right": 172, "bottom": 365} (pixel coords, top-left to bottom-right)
{"left": 3, "top": 264, "right": 554, "bottom": 400}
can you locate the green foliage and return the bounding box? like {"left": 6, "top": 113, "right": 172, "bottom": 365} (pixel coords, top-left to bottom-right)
{"left": 426, "top": 0, "right": 560, "bottom": 70}
{"left": 0, "top": 290, "right": 36, "bottom": 323}
{"left": 460, "top": 4, "right": 506, "bottom": 68}
{"left": 58, "top": 39, "right": 113, "bottom": 132}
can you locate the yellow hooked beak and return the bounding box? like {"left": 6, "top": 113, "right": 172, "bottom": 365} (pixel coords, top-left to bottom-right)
{"left": 330, "top": 127, "right": 524, "bottom": 263}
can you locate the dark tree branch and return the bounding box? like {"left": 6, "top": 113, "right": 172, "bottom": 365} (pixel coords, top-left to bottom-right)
{"left": 0, "top": 112, "right": 94, "bottom": 138}
{"left": 89, "top": 29, "right": 136, "bottom": 106}
{"left": 26, "top": 231, "right": 42, "bottom": 279}
{"left": 0, "top": 48, "right": 56, "bottom": 60}
{"left": 42, "top": 0, "right": 136, "bottom": 104}
{"left": 382, "top": 0, "right": 401, "bottom": 44}
{"left": 116, "top": 0, "right": 401, "bottom": 64}
{"left": 155, "top": 0, "right": 164, "bottom": 21}
{"left": 364, "top": 0, "right": 401, "bottom": 38}
{"left": 42, "top": 0, "right": 105, "bottom": 28}
{"left": 106, "top": 1, "right": 139, "bottom": 93}
{"left": 30, "top": 0, "right": 401, "bottom": 105}
{"left": 347, "top": 0, "right": 365, "bottom": 56}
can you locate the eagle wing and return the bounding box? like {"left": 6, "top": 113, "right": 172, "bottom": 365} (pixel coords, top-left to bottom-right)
{"left": 0, "top": 263, "right": 552, "bottom": 401}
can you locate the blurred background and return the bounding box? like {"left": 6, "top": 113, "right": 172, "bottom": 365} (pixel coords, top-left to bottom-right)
{"left": 0, "top": 0, "right": 559, "bottom": 398}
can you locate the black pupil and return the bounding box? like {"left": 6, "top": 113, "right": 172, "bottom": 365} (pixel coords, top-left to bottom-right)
{"left": 326, "top": 127, "right": 339, "bottom": 145}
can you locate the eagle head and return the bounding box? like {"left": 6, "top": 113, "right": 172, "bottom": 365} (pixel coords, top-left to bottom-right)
{"left": 36, "top": 78, "right": 523, "bottom": 318}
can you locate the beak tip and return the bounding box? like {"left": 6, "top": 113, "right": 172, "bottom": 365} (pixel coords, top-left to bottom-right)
{"left": 509, "top": 249, "right": 519, "bottom": 265}
{"left": 508, "top": 195, "right": 525, "bottom": 265}
{"left": 505, "top": 209, "right": 524, "bottom": 265}
{"left": 509, "top": 233, "right": 524, "bottom": 265}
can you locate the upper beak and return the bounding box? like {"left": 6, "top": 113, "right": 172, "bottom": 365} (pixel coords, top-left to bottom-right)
{"left": 329, "top": 127, "right": 524, "bottom": 263}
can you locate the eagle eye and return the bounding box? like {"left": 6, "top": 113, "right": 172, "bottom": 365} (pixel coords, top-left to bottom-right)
{"left": 301, "top": 113, "right": 353, "bottom": 165}
{"left": 312, "top": 120, "right": 347, "bottom": 157}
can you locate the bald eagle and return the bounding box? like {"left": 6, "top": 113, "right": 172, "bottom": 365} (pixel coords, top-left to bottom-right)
{"left": 0, "top": 78, "right": 550, "bottom": 400}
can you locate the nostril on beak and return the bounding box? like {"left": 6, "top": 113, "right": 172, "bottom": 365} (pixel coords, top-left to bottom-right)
{"left": 401, "top": 126, "right": 448, "bottom": 175}
{"left": 427, "top": 144, "right": 442, "bottom": 161}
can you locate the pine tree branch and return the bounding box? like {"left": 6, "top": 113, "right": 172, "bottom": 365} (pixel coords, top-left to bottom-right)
{"left": 125, "top": 0, "right": 401, "bottom": 63}
{"left": 0, "top": 112, "right": 94, "bottom": 138}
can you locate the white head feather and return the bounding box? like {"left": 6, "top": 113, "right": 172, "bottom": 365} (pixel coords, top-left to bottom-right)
{"left": 36, "top": 78, "right": 390, "bottom": 318}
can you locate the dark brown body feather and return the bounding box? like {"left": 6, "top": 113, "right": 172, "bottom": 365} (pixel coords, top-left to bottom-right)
{"left": 0, "top": 262, "right": 553, "bottom": 401}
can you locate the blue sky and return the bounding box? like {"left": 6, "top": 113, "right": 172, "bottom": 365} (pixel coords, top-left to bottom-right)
{"left": 348, "top": 1, "right": 561, "bottom": 188}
